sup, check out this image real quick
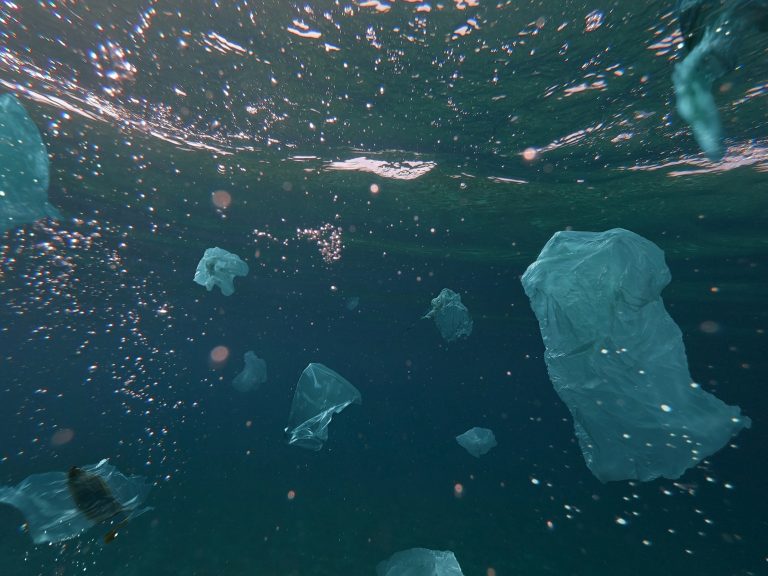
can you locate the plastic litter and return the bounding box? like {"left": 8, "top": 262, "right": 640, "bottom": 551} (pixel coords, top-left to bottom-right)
{"left": 0, "top": 459, "right": 151, "bottom": 544}
{"left": 456, "top": 427, "right": 497, "bottom": 458}
{"left": 673, "top": 0, "right": 768, "bottom": 160}
{"left": 0, "top": 93, "right": 61, "bottom": 232}
{"left": 521, "top": 228, "right": 751, "bottom": 482}
{"left": 377, "top": 548, "right": 465, "bottom": 576}
{"left": 285, "top": 363, "right": 361, "bottom": 451}
{"left": 232, "top": 351, "right": 267, "bottom": 392}
{"left": 423, "top": 288, "right": 472, "bottom": 342}
{"left": 193, "top": 247, "right": 248, "bottom": 296}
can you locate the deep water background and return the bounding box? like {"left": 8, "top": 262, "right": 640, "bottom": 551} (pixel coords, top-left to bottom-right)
{"left": 1, "top": 1, "right": 767, "bottom": 575}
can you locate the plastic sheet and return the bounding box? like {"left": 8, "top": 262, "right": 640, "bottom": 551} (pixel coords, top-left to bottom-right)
{"left": 232, "top": 351, "right": 267, "bottom": 392}
{"left": 193, "top": 247, "right": 249, "bottom": 296}
{"left": 0, "top": 94, "right": 61, "bottom": 232}
{"left": 673, "top": 0, "right": 768, "bottom": 160}
{"left": 377, "top": 548, "right": 465, "bottom": 576}
{"left": 522, "top": 228, "right": 751, "bottom": 482}
{"left": 285, "top": 363, "right": 361, "bottom": 451}
{"left": 0, "top": 459, "right": 151, "bottom": 544}
{"left": 456, "top": 427, "right": 497, "bottom": 458}
{"left": 423, "top": 288, "right": 472, "bottom": 343}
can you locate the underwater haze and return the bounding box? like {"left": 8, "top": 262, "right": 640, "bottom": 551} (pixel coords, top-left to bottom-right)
{"left": 0, "top": 1, "right": 766, "bottom": 575}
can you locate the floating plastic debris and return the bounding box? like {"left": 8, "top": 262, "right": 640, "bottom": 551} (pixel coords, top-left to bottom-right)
{"left": 285, "top": 363, "right": 361, "bottom": 451}
{"left": 423, "top": 288, "right": 473, "bottom": 343}
{"left": 0, "top": 459, "right": 151, "bottom": 544}
{"left": 232, "top": 351, "right": 267, "bottom": 392}
{"left": 0, "top": 93, "right": 61, "bottom": 233}
{"left": 673, "top": 0, "right": 768, "bottom": 160}
{"left": 456, "top": 427, "right": 497, "bottom": 458}
{"left": 521, "top": 228, "right": 751, "bottom": 482}
{"left": 193, "top": 247, "right": 249, "bottom": 296}
{"left": 377, "top": 548, "right": 465, "bottom": 576}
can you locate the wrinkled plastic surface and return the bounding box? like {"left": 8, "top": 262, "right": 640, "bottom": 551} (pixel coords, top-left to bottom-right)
{"left": 377, "top": 548, "right": 465, "bottom": 576}
{"left": 285, "top": 363, "right": 361, "bottom": 451}
{"left": 0, "top": 459, "right": 151, "bottom": 544}
{"left": 423, "top": 288, "right": 472, "bottom": 342}
{"left": 521, "top": 228, "right": 751, "bottom": 482}
{"left": 456, "top": 427, "right": 497, "bottom": 458}
{"left": 232, "top": 351, "right": 267, "bottom": 392}
{"left": 0, "top": 94, "right": 61, "bottom": 232}
{"left": 673, "top": 0, "right": 768, "bottom": 160}
{"left": 193, "top": 247, "right": 249, "bottom": 296}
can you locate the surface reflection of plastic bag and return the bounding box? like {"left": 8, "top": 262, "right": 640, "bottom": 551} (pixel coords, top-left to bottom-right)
{"left": 193, "top": 247, "right": 249, "bottom": 296}
{"left": 232, "top": 351, "right": 267, "bottom": 392}
{"left": 456, "top": 427, "right": 497, "bottom": 458}
{"left": 0, "top": 459, "right": 151, "bottom": 544}
{"left": 423, "top": 288, "right": 472, "bottom": 342}
{"left": 285, "top": 363, "right": 361, "bottom": 451}
{"left": 377, "top": 548, "right": 465, "bottom": 576}
{"left": 521, "top": 228, "right": 751, "bottom": 482}
{"left": 0, "top": 94, "right": 61, "bottom": 232}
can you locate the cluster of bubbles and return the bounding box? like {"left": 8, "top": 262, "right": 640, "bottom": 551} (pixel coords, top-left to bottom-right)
{"left": 253, "top": 223, "right": 344, "bottom": 265}
{"left": 0, "top": 221, "right": 186, "bottom": 469}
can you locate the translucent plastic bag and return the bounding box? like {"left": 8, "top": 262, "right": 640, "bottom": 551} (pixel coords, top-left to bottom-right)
{"left": 423, "top": 289, "right": 472, "bottom": 342}
{"left": 456, "top": 427, "right": 497, "bottom": 458}
{"left": 285, "top": 363, "right": 361, "bottom": 451}
{"left": 193, "top": 247, "right": 249, "bottom": 296}
{"left": 0, "top": 94, "right": 61, "bottom": 232}
{"left": 232, "top": 351, "right": 267, "bottom": 392}
{"left": 377, "top": 548, "right": 465, "bottom": 576}
{"left": 0, "top": 459, "right": 151, "bottom": 544}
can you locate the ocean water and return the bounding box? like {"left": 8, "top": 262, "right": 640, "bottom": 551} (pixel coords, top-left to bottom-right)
{"left": 0, "top": 1, "right": 766, "bottom": 575}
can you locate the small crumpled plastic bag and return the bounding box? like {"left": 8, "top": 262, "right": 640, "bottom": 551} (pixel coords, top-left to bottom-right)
{"left": 284, "top": 363, "right": 361, "bottom": 451}
{"left": 377, "top": 548, "right": 465, "bottom": 576}
{"left": 232, "top": 351, "right": 267, "bottom": 392}
{"left": 193, "top": 247, "right": 249, "bottom": 296}
{"left": 456, "top": 427, "right": 497, "bottom": 458}
{"left": 423, "top": 288, "right": 472, "bottom": 342}
{"left": 0, "top": 459, "right": 151, "bottom": 544}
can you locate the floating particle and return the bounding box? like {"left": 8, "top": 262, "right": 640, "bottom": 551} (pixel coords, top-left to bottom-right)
{"left": 211, "top": 190, "right": 232, "bottom": 209}
{"left": 699, "top": 321, "right": 721, "bottom": 334}
{"left": 209, "top": 345, "right": 230, "bottom": 366}
{"left": 50, "top": 428, "right": 75, "bottom": 446}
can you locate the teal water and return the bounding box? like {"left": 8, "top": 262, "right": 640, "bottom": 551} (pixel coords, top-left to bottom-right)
{"left": 1, "top": 1, "right": 766, "bottom": 575}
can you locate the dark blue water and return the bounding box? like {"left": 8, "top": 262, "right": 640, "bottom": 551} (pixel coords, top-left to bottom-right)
{"left": 1, "top": 1, "right": 767, "bottom": 575}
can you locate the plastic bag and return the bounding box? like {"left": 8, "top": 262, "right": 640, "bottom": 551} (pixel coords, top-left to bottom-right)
{"left": 232, "top": 351, "right": 267, "bottom": 392}
{"left": 522, "top": 228, "right": 751, "bottom": 481}
{"left": 193, "top": 247, "right": 248, "bottom": 296}
{"left": 456, "top": 427, "right": 497, "bottom": 458}
{"left": 0, "top": 459, "right": 151, "bottom": 544}
{"left": 285, "top": 363, "right": 361, "bottom": 451}
{"left": 377, "top": 548, "right": 465, "bottom": 576}
{"left": 423, "top": 289, "right": 472, "bottom": 342}
{"left": 0, "top": 94, "right": 61, "bottom": 232}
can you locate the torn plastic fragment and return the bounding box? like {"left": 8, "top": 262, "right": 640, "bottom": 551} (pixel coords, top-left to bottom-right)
{"left": 232, "top": 351, "right": 267, "bottom": 392}
{"left": 0, "top": 93, "right": 61, "bottom": 232}
{"left": 193, "top": 247, "right": 249, "bottom": 296}
{"left": 285, "top": 363, "right": 361, "bottom": 451}
{"left": 423, "top": 288, "right": 473, "bottom": 342}
{"left": 456, "top": 427, "right": 497, "bottom": 458}
{"left": 377, "top": 548, "right": 465, "bottom": 576}
{"left": 0, "top": 459, "right": 151, "bottom": 544}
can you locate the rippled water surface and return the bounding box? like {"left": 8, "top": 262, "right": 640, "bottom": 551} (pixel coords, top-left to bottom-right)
{"left": 0, "top": 1, "right": 766, "bottom": 575}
